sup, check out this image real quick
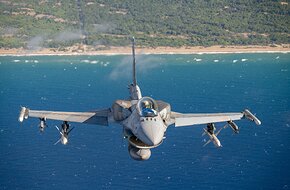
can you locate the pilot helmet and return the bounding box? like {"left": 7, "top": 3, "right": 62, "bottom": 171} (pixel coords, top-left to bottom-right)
{"left": 143, "top": 100, "right": 151, "bottom": 108}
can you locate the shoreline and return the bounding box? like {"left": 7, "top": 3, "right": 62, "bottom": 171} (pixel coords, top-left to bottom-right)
{"left": 0, "top": 45, "right": 290, "bottom": 56}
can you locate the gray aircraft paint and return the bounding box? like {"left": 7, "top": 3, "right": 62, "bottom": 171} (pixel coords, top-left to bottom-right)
{"left": 18, "top": 38, "right": 261, "bottom": 161}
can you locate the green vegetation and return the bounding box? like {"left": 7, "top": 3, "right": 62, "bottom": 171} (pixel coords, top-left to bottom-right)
{"left": 0, "top": 0, "right": 289, "bottom": 48}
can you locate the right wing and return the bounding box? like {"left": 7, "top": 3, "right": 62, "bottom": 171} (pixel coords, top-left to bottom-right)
{"left": 19, "top": 107, "right": 111, "bottom": 126}
{"left": 171, "top": 109, "right": 261, "bottom": 127}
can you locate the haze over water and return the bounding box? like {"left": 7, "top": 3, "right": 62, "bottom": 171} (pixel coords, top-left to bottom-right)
{"left": 0, "top": 53, "right": 289, "bottom": 190}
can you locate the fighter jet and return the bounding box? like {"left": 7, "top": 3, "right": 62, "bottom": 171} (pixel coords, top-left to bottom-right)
{"left": 18, "top": 37, "right": 261, "bottom": 161}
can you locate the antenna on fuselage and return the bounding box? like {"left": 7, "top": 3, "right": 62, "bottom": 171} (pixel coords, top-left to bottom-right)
{"left": 132, "top": 37, "right": 137, "bottom": 86}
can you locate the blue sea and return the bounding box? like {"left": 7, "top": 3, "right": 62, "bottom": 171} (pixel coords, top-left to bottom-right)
{"left": 0, "top": 53, "right": 289, "bottom": 190}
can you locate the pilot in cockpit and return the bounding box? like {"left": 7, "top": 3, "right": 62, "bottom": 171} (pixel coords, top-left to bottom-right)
{"left": 141, "top": 100, "right": 157, "bottom": 117}
{"left": 143, "top": 101, "right": 152, "bottom": 109}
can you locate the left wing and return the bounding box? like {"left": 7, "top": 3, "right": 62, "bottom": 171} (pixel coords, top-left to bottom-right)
{"left": 19, "top": 107, "right": 111, "bottom": 126}
{"left": 171, "top": 109, "right": 261, "bottom": 127}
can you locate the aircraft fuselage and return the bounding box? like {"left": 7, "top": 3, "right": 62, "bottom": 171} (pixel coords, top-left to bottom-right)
{"left": 114, "top": 89, "right": 169, "bottom": 160}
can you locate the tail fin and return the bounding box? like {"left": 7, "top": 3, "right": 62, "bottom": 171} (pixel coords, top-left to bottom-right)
{"left": 132, "top": 37, "right": 137, "bottom": 86}
{"left": 129, "top": 37, "right": 142, "bottom": 100}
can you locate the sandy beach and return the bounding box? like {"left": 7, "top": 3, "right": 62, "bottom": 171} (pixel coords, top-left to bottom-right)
{"left": 0, "top": 45, "right": 290, "bottom": 56}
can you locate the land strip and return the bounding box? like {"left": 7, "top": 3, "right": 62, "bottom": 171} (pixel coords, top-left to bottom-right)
{"left": 0, "top": 45, "right": 289, "bottom": 56}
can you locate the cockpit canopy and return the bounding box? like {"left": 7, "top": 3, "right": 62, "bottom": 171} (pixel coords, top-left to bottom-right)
{"left": 137, "top": 97, "right": 158, "bottom": 117}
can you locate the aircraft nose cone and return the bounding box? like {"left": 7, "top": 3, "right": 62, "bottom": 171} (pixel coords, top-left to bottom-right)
{"left": 139, "top": 122, "right": 164, "bottom": 146}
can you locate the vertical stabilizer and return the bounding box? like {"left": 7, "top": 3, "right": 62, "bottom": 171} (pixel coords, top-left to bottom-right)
{"left": 129, "top": 37, "right": 142, "bottom": 100}
{"left": 132, "top": 37, "right": 137, "bottom": 86}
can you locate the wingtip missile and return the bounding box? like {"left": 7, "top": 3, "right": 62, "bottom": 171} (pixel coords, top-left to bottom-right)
{"left": 244, "top": 109, "right": 261, "bottom": 125}
{"left": 19, "top": 107, "right": 29, "bottom": 122}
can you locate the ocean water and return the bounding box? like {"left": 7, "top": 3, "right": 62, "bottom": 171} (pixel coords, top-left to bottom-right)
{"left": 0, "top": 53, "right": 289, "bottom": 190}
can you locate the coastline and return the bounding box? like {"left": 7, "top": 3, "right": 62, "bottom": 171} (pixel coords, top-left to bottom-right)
{"left": 0, "top": 45, "right": 290, "bottom": 56}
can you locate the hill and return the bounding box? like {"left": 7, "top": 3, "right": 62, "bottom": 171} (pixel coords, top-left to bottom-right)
{"left": 0, "top": 0, "right": 289, "bottom": 50}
